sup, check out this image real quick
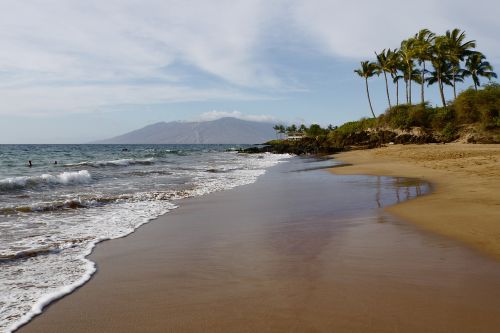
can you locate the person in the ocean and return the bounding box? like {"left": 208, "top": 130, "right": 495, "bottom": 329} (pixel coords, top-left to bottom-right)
{"left": 28, "top": 160, "right": 32, "bottom": 167}
{"left": 54, "top": 161, "right": 57, "bottom": 165}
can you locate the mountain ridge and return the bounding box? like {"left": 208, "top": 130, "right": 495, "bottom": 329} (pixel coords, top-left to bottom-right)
{"left": 92, "top": 117, "right": 277, "bottom": 144}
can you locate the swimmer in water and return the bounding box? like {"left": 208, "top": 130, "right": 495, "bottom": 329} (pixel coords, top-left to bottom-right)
{"left": 54, "top": 161, "right": 57, "bottom": 165}
{"left": 28, "top": 160, "right": 32, "bottom": 167}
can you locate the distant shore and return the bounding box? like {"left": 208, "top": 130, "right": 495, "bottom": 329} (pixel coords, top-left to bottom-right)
{"left": 330, "top": 143, "right": 500, "bottom": 260}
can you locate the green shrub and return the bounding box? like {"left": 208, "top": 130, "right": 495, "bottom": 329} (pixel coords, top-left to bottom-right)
{"left": 379, "top": 85, "right": 500, "bottom": 131}
{"left": 477, "top": 84, "right": 500, "bottom": 128}
{"left": 381, "top": 105, "right": 411, "bottom": 128}
{"left": 454, "top": 89, "right": 479, "bottom": 123}
{"left": 325, "top": 118, "right": 378, "bottom": 147}
{"left": 380, "top": 104, "right": 434, "bottom": 129}
{"left": 407, "top": 104, "right": 432, "bottom": 128}
{"left": 306, "top": 124, "right": 326, "bottom": 137}
{"left": 453, "top": 83, "right": 500, "bottom": 128}
{"left": 441, "top": 123, "right": 457, "bottom": 142}
{"left": 334, "top": 118, "right": 378, "bottom": 136}
{"left": 430, "top": 107, "right": 456, "bottom": 130}
{"left": 493, "top": 117, "right": 500, "bottom": 127}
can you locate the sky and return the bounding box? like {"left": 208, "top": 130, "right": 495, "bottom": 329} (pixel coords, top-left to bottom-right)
{"left": 0, "top": 0, "right": 499, "bottom": 143}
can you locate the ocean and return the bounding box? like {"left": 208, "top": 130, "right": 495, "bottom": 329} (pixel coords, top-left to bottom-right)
{"left": 0, "top": 144, "right": 290, "bottom": 332}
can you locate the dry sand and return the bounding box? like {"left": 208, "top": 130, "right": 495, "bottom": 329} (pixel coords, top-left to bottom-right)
{"left": 331, "top": 143, "right": 500, "bottom": 260}
{"left": 18, "top": 157, "right": 500, "bottom": 333}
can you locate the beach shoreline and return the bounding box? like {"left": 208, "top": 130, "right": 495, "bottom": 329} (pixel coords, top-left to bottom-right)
{"left": 330, "top": 143, "right": 500, "bottom": 260}
{"left": 17, "top": 155, "right": 500, "bottom": 333}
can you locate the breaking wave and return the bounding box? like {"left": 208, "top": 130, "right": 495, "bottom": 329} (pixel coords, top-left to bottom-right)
{"left": 0, "top": 170, "right": 91, "bottom": 192}
{"left": 64, "top": 158, "right": 155, "bottom": 168}
{"left": 0, "top": 190, "right": 192, "bottom": 216}
{"left": 0, "top": 150, "right": 292, "bottom": 333}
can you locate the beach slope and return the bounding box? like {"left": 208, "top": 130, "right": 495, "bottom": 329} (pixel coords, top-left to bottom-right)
{"left": 331, "top": 143, "right": 500, "bottom": 259}
{"left": 18, "top": 157, "right": 500, "bottom": 333}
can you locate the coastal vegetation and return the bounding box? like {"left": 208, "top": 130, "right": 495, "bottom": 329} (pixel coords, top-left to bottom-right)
{"left": 355, "top": 28, "right": 497, "bottom": 113}
{"left": 246, "top": 28, "right": 499, "bottom": 155}
{"left": 256, "top": 82, "right": 500, "bottom": 155}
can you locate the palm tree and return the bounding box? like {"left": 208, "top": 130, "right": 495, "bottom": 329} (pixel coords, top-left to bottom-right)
{"left": 413, "top": 29, "right": 435, "bottom": 104}
{"left": 427, "top": 56, "right": 455, "bottom": 107}
{"left": 392, "top": 74, "right": 402, "bottom": 106}
{"left": 375, "top": 49, "right": 393, "bottom": 108}
{"left": 444, "top": 28, "right": 476, "bottom": 98}
{"left": 354, "top": 61, "right": 379, "bottom": 118}
{"left": 400, "top": 38, "right": 417, "bottom": 104}
{"left": 409, "top": 67, "right": 423, "bottom": 93}
{"left": 286, "top": 124, "right": 298, "bottom": 136}
{"left": 388, "top": 49, "right": 402, "bottom": 106}
{"left": 399, "top": 64, "right": 422, "bottom": 103}
{"left": 278, "top": 125, "right": 286, "bottom": 139}
{"left": 272, "top": 125, "right": 280, "bottom": 139}
{"left": 429, "top": 36, "right": 450, "bottom": 107}
{"left": 462, "top": 52, "right": 497, "bottom": 90}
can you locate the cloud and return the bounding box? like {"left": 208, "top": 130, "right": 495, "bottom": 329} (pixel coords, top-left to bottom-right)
{"left": 197, "top": 110, "right": 277, "bottom": 123}
{"left": 0, "top": 1, "right": 279, "bottom": 85}
{"left": 0, "top": 84, "right": 264, "bottom": 116}
{"left": 0, "top": 0, "right": 282, "bottom": 116}
{"left": 0, "top": 0, "right": 499, "bottom": 118}
{"left": 290, "top": 0, "right": 500, "bottom": 61}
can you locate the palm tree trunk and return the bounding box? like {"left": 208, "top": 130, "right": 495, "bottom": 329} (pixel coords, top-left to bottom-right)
{"left": 453, "top": 70, "right": 457, "bottom": 99}
{"left": 365, "top": 78, "right": 376, "bottom": 118}
{"left": 438, "top": 78, "right": 446, "bottom": 107}
{"left": 383, "top": 72, "right": 392, "bottom": 109}
{"left": 474, "top": 82, "right": 478, "bottom": 91}
{"left": 409, "top": 79, "right": 412, "bottom": 104}
{"left": 396, "top": 80, "right": 399, "bottom": 106}
{"left": 421, "top": 62, "right": 426, "bottom": 104}
{"left": 408, "top": 67, "right": 412, "bottom": 105}
{"left": 405, "top": 80, "right": 409, "bottom": 104}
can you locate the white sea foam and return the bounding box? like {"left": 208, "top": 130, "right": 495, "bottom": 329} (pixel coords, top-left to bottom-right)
{"left": 5, "top": 256, "right": 97, "bottom": 333}
{"left": 0, "top": 152, "right": 291, "bottom": 332}
{"left": 2, "top": 200, "right": 177, "bottom": 333}
{"left": 0, "top": 170, "right": 91, "bottom": 191}
{"left": 64, "top": 158, "right": 155, "bottom": 168}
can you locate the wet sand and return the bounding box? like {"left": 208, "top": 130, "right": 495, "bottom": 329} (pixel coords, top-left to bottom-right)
{"left": 331, "top": 143, "right": 500, "bottom": 260}
{"left": 19, "top": 157, "right": 500, "bottom": 333}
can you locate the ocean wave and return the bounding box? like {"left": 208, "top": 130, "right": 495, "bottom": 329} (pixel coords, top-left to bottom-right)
{"left": 164, "top": 150, "right": 190, "bottom": 156}
{"left": 0, "top": 152, "right": 292, "bottom": 332}
{"left": 3, "top": 200, "right": 178, "bottom": 333}
{"left": 0, "top": 190, "right": 190, "bottom": 216}
{"left": 0, "top": 170, "right": 91, "bottom": 192}
{"left": 0, "top": 195, "right": 132, "bottom": 215}
{"left": 64, "top": 158, "right": 155, "bottom": 168}
{"left": 205, "top": 167, "right": 239, "bottom": 173}
{"left": 0, "top": 238, "right": 93, "bottom": 263}
{"left": 127, "top": 170, "right": 173, "bottom": 176}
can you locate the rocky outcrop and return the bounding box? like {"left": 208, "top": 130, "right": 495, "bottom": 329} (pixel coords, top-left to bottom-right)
{"left": 240, "top": 127, "right": 440, "bottom": 155}
{"left": 340, "top": 127, "right": 438, "bottom": 150}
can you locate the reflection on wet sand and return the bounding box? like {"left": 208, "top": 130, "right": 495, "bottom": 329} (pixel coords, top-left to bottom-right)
{"left": 375, "top": 176, "right": 427, "bottom": 207}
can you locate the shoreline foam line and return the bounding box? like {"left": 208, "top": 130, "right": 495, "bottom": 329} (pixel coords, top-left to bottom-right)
{"left": 5, "top": 153, "right": 291, "bottom": 333}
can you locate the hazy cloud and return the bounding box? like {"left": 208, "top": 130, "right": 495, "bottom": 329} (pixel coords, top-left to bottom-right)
{"left": 291, "top": 0, "right": 500, "bottom": 61}
{"left": 0, "top": 0, "right": 498, "bottom": 117}
{"left": 197, "top": 110, "right": 277, "bottom": 123}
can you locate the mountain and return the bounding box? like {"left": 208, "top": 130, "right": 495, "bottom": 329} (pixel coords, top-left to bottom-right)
{"left": 93, "top": 117, "right": 277, "bottom": 144}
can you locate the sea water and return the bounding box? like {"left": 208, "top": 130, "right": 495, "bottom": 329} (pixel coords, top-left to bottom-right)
{"left": 0, "top": 144, "right": 290, "bottom": 332}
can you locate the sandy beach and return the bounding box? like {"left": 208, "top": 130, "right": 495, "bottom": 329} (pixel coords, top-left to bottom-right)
{"left": 18, "top": 156, "right": 500, "bottom": 333}
{"left": 331, "top": 143, "right": 500, "bottom": 260}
